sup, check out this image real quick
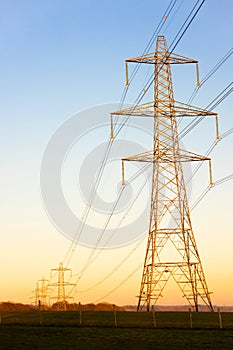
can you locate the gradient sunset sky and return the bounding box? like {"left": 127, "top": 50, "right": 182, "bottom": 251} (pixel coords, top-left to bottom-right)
{"left": 0, "top": 0, "right": 233, "bottom": 306}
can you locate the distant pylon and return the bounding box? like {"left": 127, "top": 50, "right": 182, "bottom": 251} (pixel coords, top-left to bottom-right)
{"left": 49, "top": 262, "right": 75, "bottom": 311}
{"left": 32, "top": 276, "right": 49, "bottom": 309}
{"left": 111, "top": 36, "right": 218, "bottom": 312}
{"left": 32, "top": 282, "right": 40, "bottom": 307}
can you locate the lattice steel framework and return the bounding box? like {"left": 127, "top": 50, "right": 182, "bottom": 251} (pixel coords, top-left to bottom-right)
{"left": 33, "top": 276, "right": 49, "bottom": 309}
{"left": 49, "top": 262, "right": 75, "bottom": 311}
{"left": 111, "top": 36, "right": 218, "bottom": 312}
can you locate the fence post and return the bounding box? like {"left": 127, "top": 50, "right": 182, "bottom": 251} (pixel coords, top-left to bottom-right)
{"left": 218, "top": 307, "right": 223, "bottom": 329}
{"left": 113, "top": 304, "right": 117, "bottom": 327}
{"left": 189, "top": 308, "right": 193, "bottom": 329}
{"left": 79, "top": 302, "right": 82, "bottom": 326}
{"left": 152, "top": 306, "right": 156, "bottom": 328}
{"left": 38, "top": 300, "right": 43, "bottom": 326}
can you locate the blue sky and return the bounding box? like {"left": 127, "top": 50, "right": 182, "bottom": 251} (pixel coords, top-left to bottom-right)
{"left": 0, "top": 0, "right": 233, "bottom": 304}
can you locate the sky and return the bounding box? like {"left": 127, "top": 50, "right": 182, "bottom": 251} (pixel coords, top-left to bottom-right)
{"left": 0, "top": 0, "right": 233, "bottom": 307}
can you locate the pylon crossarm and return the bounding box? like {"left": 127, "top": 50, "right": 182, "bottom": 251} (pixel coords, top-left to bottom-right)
{"left": 173, "top": 100, "right": 217, "bottom": 117}
{"left": 49, "top": 296, "right": 74, "bottom": 300}
{"left": 122, "top": 149, "right": 211, "bottom": 163}
{"left": 51, "top": 267, "right": 72, "bottom": 272}
{"left": 126, "top": 52, "right": 198, "bottom": 65}
{"left": 125, "top": 48, "right": 201, "bottom": 87}
{"left": 152, "top": 262, "right": 198, "bottom": 267}
{"left": 111, "top": 100, "right": 217, "bottom": 118}
{"left": 49, "top": 282, "right": 76, "bottom": 286}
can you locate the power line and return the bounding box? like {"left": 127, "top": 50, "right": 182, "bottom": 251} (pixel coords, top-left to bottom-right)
{"left": 181, "top": 83, "right": 233, "bottom": 186}
{"left": 221, "top": 126, "right": 233, "bottom": 139}
{"left": 67, "top": 164, "right": 151, "bottom": 295}
{"left": 191, "top": 173, "right": 233, "bottom": 211}
{"left": 180, "top": 82, "right": 233, "bottom": 139}
{"left": 201, "top": 48, "right": 233, "bottom": 87}
{"left": 78, "top": 236, "right": 146, "bottom": 294}
{"left": 162, "top": 0, "right": 185, "bottom": 35}
{"left": 94, "top": 262, "right": 142, "bottom": 304}
{"left": 187, "top": 47, "right": 233, "bottom": 105}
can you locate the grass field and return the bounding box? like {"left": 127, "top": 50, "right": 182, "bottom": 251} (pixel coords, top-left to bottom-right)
{"left": 1, "top": 310, "right": 233, "bottom": 329}
{"left": 0, "top": 311, "right": 233, "bottom": 349}
{"left": 0, "top": 326, "right": 233, "bottom": 349}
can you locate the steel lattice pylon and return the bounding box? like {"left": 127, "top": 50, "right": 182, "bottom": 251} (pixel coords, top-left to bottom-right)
{"left": 111, "top": 36, "right": 219, "bottom": 312}
{"left": 33, "top": 276, "right": 49, "bottom": 309}
{"left": 49, "top": 262, "right": 75, "bottom": 311}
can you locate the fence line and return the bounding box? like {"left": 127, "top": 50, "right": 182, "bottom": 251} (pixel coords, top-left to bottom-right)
{"left": 0, "top": 310, "right": 232, "bottom": 329}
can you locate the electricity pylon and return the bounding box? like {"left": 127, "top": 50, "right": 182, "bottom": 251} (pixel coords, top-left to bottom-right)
{"left": 32, "top": 276, "right": 49, "bottom": 309}
{"left": 49, "top": 262, "right": 75, "bottom": 311}
{"left": 111, "top": 36, "right": 219, "bottom": 312}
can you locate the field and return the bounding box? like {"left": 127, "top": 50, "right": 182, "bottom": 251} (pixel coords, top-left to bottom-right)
{"left": 0, "top": 311, "right": 233, "bottom": 349}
